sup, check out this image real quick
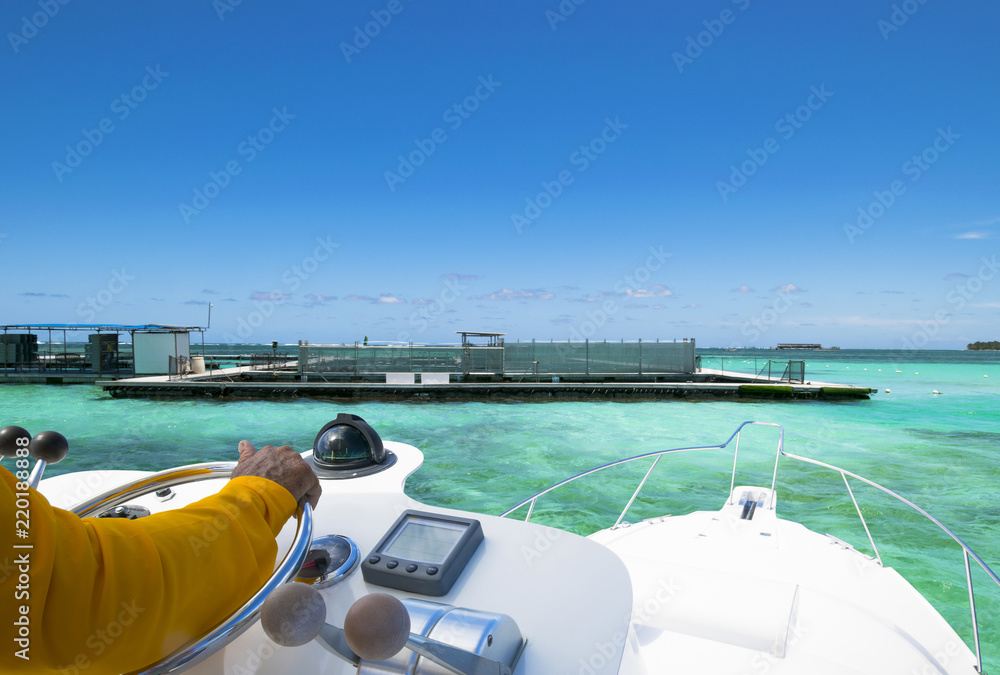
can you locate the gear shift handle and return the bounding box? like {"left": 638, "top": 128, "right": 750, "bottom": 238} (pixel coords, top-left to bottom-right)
{"left": 261, "top": 584, "right": 519, "bottom": 674}
{"left": 1, "top": 426, "right": 69, "bottom": 489}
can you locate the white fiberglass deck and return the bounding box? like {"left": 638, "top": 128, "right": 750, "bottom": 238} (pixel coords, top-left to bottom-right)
{"left": 590, "top": 488, "right": 978, "bottom": 674}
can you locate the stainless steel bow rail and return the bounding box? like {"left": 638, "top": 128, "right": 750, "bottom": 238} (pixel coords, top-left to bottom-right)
{"left": 499, "top": 421, "right": 781, "bottom": 528}
{"left": 779, "top": 450, "right": 1000, "bottom": 674}
{"left": 500, "top": 421, "right": 1000, "bottom": 674}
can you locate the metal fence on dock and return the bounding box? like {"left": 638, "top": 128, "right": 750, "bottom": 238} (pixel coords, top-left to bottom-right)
{"left": 298, "top": 344, "right": 464, "bottom": 374}
{"left": 298, "top": 339, "right": 695, "bottom": 378}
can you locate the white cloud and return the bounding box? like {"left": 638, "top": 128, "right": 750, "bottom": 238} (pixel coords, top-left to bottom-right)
{"left": 343, "top": 294, "right": 405, "bottom": 304}
{"left": 477, "top": 288, "right": 554, "bottom": 301}
{"left": 624, "top": 284, "right": 673, "bottom": 299}
{"left": 250, "top": 291, "right": 291, "bottom": 302}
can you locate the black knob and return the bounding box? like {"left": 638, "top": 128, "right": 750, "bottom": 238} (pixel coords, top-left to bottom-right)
{"left": 0, "top": 426, "right": 31, "bottom": 458}
{"left": 28, "top": 430, "right": 69, "bottom": 464}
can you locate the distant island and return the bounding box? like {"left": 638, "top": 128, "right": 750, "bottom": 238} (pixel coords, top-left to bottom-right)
{"left": 967, "top": 341, "right": 1000, "bottom": 350}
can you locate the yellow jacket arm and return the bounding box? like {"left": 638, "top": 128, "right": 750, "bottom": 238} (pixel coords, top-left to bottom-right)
{"left": 0, "top": 466, "right": 297, "bottom": 674}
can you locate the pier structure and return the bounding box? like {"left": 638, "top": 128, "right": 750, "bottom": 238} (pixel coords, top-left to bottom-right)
{"left": 0, "top": 324, "right": 204, "bottom": 383}
{"left": 297, "top": 336, "right": 697, "bottom": 383}
{"left": 96, "top": 338, "right": 874, "bottom": 401}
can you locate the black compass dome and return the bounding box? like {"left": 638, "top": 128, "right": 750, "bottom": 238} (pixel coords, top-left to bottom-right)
{"left": 311, "top": 413, "right": 395, "bottom": 479}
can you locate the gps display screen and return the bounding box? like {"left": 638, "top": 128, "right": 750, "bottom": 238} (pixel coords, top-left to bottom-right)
{"left": 362, "top": 510, "right": 484, "bottom": 596}
{"left": 382, "top": 516, "right": 465, "bottom": 564}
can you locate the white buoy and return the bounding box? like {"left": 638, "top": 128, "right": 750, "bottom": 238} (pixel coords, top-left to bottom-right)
{"left": 885, "top": 388, "right": 891, "bottom": 393}
{"left": 878, "top": 369, "right": 882, "bottom": 372}
{"left": 985, "top": 375, "right": 989, "bottom": 378}
{"left": 896, "top": 370, "right": 902, "bottom": 373}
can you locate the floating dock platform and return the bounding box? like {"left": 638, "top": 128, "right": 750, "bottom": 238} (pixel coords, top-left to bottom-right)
{"left": 97, "top": 364, "right": 874, "bottom": 401}
{"left": 0, "top": 335, "right": 875, "bottom": 400}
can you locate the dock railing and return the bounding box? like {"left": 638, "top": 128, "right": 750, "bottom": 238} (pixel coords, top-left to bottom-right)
{"left": 697, "top": 356, "right": 805, "bottom": 383}
{"left": 500, "top": 421, "right": 1000, "bottom": 672}
{"left": 297, "top": 339, "right": 697, "bottom": 379}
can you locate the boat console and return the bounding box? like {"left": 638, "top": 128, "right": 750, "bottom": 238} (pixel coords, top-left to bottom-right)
{"left": 24, "top": 417, "right": 639, "bottom": 675}
{"left": 13, "top": 416, "right": 998, "bottom": 674}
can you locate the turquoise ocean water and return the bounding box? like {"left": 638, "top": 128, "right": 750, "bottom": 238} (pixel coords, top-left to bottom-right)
{"left": 3, "top": 348, "right": 999, "bottom": 663}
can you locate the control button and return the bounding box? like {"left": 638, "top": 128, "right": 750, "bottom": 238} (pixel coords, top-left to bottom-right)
{"left": 368, "top": 556, "right": 381, "bottom": 565}
{"left": 426, "top": 566, "right": 439, "bottom": 576}
{"left": 405, "top": 564, "right": 418, "bottom": 573}
{"left": 386, "top": 560, "right": 398, "bottom": 569}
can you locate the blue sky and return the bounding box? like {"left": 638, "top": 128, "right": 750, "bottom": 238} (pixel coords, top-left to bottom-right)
{"left": 2, "top": 1, "right": 998, "bottom": 348}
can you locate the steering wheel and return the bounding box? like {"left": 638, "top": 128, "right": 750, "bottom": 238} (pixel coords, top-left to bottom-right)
{"left": 71, "top": 461, "right": 314, "bottom": 675}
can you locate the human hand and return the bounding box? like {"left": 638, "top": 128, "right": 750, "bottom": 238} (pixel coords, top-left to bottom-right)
{"left": 232, "top": 441, "right": 322, "bottom": 510}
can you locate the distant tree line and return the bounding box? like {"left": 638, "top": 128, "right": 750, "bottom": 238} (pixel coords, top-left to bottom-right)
{"left": 967, "top": 341, "right": 1000, "bottom": 350}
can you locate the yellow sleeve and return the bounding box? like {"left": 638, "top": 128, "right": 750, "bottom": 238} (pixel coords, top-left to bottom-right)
{"left": 0, "top": 466, "right": 298, "bottom": 675}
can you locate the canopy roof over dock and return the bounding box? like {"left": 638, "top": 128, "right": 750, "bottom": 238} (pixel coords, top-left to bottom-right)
{"left": 1, "top": 324, "right": 203, "bottom": 333}
{"left": 455, "top": 331, "right": 506, "bottom": 347}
